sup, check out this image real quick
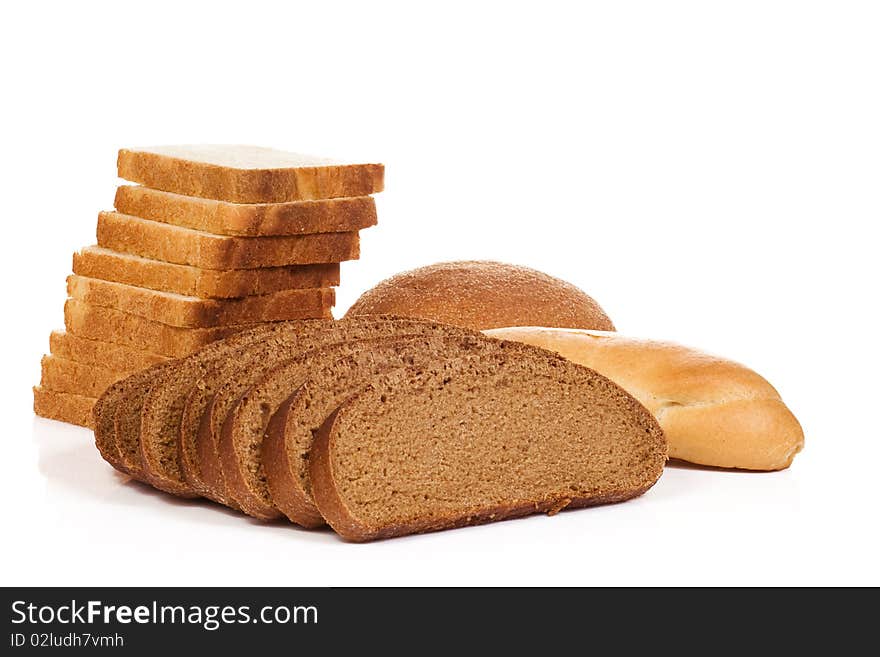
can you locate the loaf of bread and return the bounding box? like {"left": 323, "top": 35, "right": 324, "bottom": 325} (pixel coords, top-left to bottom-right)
{"left": 345, "top": 261, "right": 615, "bottom": 331}
{"left": 195, "top": 319, "right": 471, "bottom": 512}
{"left": 484, "top": 327, "right": 804, "bottom": 471}
{"left": 74, "top": 247, "right": 340, "bottom": 299}
{"left": 33, "top": 387, "right": 96, "bottom": 429}
{"left": 262, "top": 334, "right": 509, "bottom": 526}
{"left": 67, "top": 275, "right": 334, "bottom": 328}
{"left": 309, "top": 347, "right": 666, "bottom": 541}
{"left": 93, "top": 322, "right": 296, "bottom": 482}
{"left": 97, "top": 212, "right": 360, "bottom": 269}
{"left": 92, "top": 318, "right": 665, "bottom": 541}
{"left": 115, "top": 186, "right": 378, "bottom": 236}
{"left": 222, "top": 331, "right": 500, "bottom": 521}
{"left": 117, "top": 145, "right": 384, "bottom": 203}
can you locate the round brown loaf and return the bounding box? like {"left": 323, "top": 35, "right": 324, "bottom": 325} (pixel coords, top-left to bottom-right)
{"left": 344, "top": 261, "right": 615, "bottom": 331}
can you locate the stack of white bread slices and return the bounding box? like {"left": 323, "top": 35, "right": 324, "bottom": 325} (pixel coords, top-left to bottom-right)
{"left": 34, "top": 145, "right": 384, "bottom": 428}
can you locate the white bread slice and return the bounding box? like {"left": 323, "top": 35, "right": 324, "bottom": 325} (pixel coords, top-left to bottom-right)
{"left": 96, "top": 212, "right": 360, "bottom": 269}
{"left": 73, "top": 247, "right": 340, "bottom": 299}
{"left": 114, "top": 186, "right": 377, "bottom": 236}
{"left": 49, "top": 330, "right": 168, "bottom": 371}
{"left": 40, "top": 354, "right": 130, "bottom": 398}
{"left": 33, "top": 387, "right": 96, "bottom": 429}
{"left": 117, "top": 145, "right": 384, "bottom": 203}
{"left": 63, "top": 299, "right": 282, "bottom": 358}
{"left": 67, "top": 275, "right": 335, "bottom": 328}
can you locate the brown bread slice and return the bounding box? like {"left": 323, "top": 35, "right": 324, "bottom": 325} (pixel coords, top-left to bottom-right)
{"left": 262, "top": 334, "right": 511, "bottom": 527}
{"left": 97, "top": 212, "right": 360, "bottom": 269}
{"left": 188, "top": 318, "right": 461, "bottom": 509}
{"left": 64, "top": 300, "right": 278, "bottom": 358}
{"left": 114, "top": 186, "right": 378, "bottom": 236}
{"left": 217, "top": 326, "right": 494, "bottom": 521}
{"left": 74, "top": 247, "right": 340, "bottom": 299}
{"left": 117, "top": 145, "right": 384, "bottom": 203}
{"left": 67, "top": 275, "right": 334, "bottom": 328}
{"left": 137, "top": 320, "right": 338, "bottom": 498}
{"left": 33, "top": 387, "right": 96, "bottom": 429}
{"left": 92, "top": 323, "right": 298, "bottom": 481}
{"left": 93, "top": 370, "right": 153, "bottom": 475}
{"left": 50, "top": 330, "right": 168, "bottom": 371}
{"left": 309, "top": 350, "right": 667, "bottom": 541}
{"left": 40, "top": 355, "right": 130, "bottom": 398}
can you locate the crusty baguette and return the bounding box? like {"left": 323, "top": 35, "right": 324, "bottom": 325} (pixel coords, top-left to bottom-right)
{"left": 114, "top": 186, "right": 378, "bottom": 236}
{"left": 97, "top": 212, "right": 360, "bottom": 269}
{"left": 117, "top": 145, "right": 384, "bottom": 203}
{"left": 484, "top": 327, "right": 804, "bottom": 471}
{"left": 345, "top": 260, "right": 615, "bottom": 331}
{"left": 33, "top": 387, "right": 96, "bottom": 429}
{"left": 74, "top": 247, "right": 340, "bottom": 299}
{"left": 67, "top": 275, "right": 335, "bottom": 328}
{"left": 40, "top": 354, "right": 131, "bottom": 398}
{"left": 64, "top": 299, "right": 277, "bottom": 358}
{"left": 49, "top": 330, "right": 168, "bottom": 371}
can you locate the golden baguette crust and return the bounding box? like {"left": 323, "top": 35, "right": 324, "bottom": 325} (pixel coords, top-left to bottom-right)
{"left": 74, "top": 247, "right": 340, "bottom": 298}
{"left": 114, "top": 186, "right": 378, "bottom": 236}
{"left": 117, "top": 146, "right": 384, "bottom": 203}
{"left": 345, "top": 260, "right": 615, "bottom": 331}
{"left": 33, "top": 387, "right": 96, "bottom": 429}
{"left": 97, "top": 212, "right": 360, "bottom": 269}
{"left": 484, "top": 326, "right": 804, "bottom": 471}
{"left": 40, "top": 355, "right": 130, "bottom": 398}
{"left": 67, "top": 275, "right": 334, "bottom": 328}
{"left": 49, "top": 331, "right": 168, "bottom": 371}
{"left": 64, "top": 299, "right": 287, "bottom": 358}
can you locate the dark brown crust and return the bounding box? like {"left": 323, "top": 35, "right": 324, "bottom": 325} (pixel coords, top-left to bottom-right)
{"left": 205, "top": 321, "right": 478, "bottom": 516}
{"left": 346, "top": 260, "right": 615, "bottom": 331}
{"left": 310, "top": 406, "right": 657, "bottom": 542}
{"left": 262, "top": 392, "right": 325, "bottom": 528}
{"left": 93, "top": 362, "right": 172, "bottom": 476}
{"left": 219, "top": 404, "right": 281, "bottom": 520}
{"left": 117, "top": 149, "right": 384, "bottom": 204}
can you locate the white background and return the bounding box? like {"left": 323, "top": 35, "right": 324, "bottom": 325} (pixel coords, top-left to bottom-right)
{"left": 1, "top": 1, "right": 878, "bottom": 586}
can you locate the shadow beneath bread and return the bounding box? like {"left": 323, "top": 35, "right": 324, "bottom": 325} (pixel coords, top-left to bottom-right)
{"left": 665, "top": 458, "right": 778, "bottom": 474}
{"left": 32, "top": 417, "right": 336, "bottom": 538}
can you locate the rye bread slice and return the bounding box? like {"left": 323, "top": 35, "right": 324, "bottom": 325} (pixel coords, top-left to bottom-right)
{"left": 181, "top": 320, "right": 414, "bottom": 504}
{"left": 93, "top": 322, "right": 301, "bottom": 482}
{"left": 190, "top": 318, "right": 467, "bottom": 510}
{"left": 309, "top": 349, "right": 667, "bottom": 541}
{"left": 93, "top": 362, "right": 172, "bottom": 478}
{"left": 136, "top": 320, "right": 336, "bottom": 497}
{"left": 262, "top": 334, "right": 512, "bottom": 527}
